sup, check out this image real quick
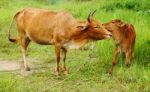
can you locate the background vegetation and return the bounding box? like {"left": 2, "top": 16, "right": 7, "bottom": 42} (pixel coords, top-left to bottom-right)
{"left": 0, "top": 0, "right": 150, "bottom": 92}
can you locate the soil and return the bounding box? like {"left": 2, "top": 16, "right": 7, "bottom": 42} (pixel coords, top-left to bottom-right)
{"left": 0, "top": 60, "right": 20, "bottom": 71}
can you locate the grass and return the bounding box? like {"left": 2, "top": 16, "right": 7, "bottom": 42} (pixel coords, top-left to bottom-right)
{"left": 0, "top": 0, "right": 150, "bottom": 92}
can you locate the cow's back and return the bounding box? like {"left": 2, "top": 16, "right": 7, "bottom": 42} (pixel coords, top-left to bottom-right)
{"left": 14, "top": 8, "right": 77, "bottom": 45}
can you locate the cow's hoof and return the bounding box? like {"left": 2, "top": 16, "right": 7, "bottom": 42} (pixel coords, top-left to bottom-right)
{"left": 56, "top": 76, "right": 61, "bottom": 80}
{"left": 55, "top": 72, "right": 60, "bottom": 78}
{"left": 63, "top": 70, "right": 68, "bottom": 75}
{"left": 56, "top": 74, "right": 61, "bottom": 80}
{"left": 25, "top": 67, "right": 31, "bottom": 71}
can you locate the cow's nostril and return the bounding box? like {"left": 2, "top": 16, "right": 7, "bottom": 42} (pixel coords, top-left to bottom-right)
{"left": 109, "top": 34, "right": 112, "bottom": 37}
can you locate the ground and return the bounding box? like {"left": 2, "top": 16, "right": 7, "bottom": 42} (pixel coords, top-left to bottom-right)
{"left": 0, "top": 0, "right": 150, "bottom": 92}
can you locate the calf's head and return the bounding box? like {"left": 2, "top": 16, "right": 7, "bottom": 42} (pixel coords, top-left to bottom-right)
{"left": 77, "top": 10, "right": 112, "bottom": 40}
{"left": 103, "top": 19, "right": 123, "bottom": 32}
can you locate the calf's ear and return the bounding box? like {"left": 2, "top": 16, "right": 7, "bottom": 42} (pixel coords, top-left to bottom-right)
{"left": 121, "top": 24, "right": 128, "bottom": 28}
{"left": 113, "top": 19, "right": 121, "bottom": 22}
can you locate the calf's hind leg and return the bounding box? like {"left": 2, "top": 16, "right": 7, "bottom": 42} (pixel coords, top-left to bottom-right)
{"left": 125, "top": 50, "right": 132, "bottom": 67}
{"left": 130, "top": 49, "right": 135, "bottom": 64}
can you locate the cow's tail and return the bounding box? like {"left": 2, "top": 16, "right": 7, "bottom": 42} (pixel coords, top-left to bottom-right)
{"left": 8, "top": 10, "right": 22, "bottom": 43}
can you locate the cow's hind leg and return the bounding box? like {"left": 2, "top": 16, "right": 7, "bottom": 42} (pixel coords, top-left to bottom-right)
{"left": 20, "top": 36, "right": 31, "bottom": 71}
{"left": 61, "top": 47, "right": 68, "bottom": 75}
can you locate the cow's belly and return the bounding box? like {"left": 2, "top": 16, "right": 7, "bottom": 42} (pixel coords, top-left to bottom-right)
{"left": 31, "top": 37, "right": 54, "bottom": 45}
{"left": 26, "top": 30, "right": 54, "bottom": 45}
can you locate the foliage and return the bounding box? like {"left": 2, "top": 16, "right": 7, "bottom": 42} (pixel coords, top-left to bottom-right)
{"left": 0, "top": 0, "right": 150, "bottom": 92}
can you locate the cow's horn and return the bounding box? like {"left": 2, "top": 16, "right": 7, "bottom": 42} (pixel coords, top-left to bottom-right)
{"left": 87, "top": 10, "right": 97, "bottom": 22}
{"left": 91, "top": 10, "right": 97, "bottom": 17}
{"left": 88, "top": 11, "right": 92, "bottom": 22}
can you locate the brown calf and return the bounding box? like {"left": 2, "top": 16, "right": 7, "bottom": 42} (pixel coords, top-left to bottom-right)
{"left": 103, "top": 19, "right": 136, "bottom": 75}
{"left": 8, "top": 8, "right": 112, "bottom": 77}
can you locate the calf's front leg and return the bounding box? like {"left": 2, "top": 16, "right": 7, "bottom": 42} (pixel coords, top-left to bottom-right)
{"left": 109, "top": 47, "right": 119, "bottom": 75}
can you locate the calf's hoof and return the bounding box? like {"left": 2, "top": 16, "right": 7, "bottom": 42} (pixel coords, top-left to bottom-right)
{"left": 126, "top": 63, "right": 130, "bottom": 67}
{"left": 108, "top": 69, "right": 113, "bottom": 76}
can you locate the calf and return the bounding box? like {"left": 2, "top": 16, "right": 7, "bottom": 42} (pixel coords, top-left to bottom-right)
{"left": 103, "top": 19, "right": 136, "bottom": 75}
{"left": 8, "top": 8, "right": 112, "bottom": 77}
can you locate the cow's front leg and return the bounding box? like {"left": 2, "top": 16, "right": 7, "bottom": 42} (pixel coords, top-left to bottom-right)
{"left": 55, "top": 45, "right": 61, "bottom": 78}
{"left": 61, "top": 47, "right": 68, "bottom": 75}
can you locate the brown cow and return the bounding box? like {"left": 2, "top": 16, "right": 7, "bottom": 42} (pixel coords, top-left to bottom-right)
{"left": 8, "top": 8, "right": 112, "bottom": 77}
{"left": 103, "top": 19, "right": 136, "bottom": 75}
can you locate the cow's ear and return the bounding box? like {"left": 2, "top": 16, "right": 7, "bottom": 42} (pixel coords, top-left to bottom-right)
{"left": 77, "top": 22, "right": 88, "bottom": 31}
{"left": 77, "top": 25, "right": 88, "bottom": 31}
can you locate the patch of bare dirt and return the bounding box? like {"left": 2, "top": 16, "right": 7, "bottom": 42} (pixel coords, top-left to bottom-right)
{"left": 0, "top": 59, "right": 55, "bottom": 76}
{"left": 0, "top": 61, "right": 20, "bottom": 71}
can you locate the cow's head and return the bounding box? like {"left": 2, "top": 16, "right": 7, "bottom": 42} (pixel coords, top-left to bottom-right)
{"left": 76, "top": 10, "right": 112, "bottom": 40}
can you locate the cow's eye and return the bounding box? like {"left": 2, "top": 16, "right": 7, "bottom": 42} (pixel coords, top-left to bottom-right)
{"left": 94, "top": 26, "right": 100, "bottom": 28}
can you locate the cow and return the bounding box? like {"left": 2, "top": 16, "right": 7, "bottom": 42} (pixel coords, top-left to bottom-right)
{"left": 103, "top": 19, "right": 136, "bottom": 75}
{"left": 8, "top": 8, "right": 112, "bottom": 77}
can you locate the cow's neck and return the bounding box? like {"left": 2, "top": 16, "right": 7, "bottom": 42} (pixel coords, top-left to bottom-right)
{"left": 63, "top": 39, "right": 88, "bottom": 49}
{"left": 63, "top": 29, "right": 89, "bottom": 49}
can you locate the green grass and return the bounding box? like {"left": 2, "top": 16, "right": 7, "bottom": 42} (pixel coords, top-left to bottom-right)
{"left": 0, "top": 0, "right": 150, "bottom": 92}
